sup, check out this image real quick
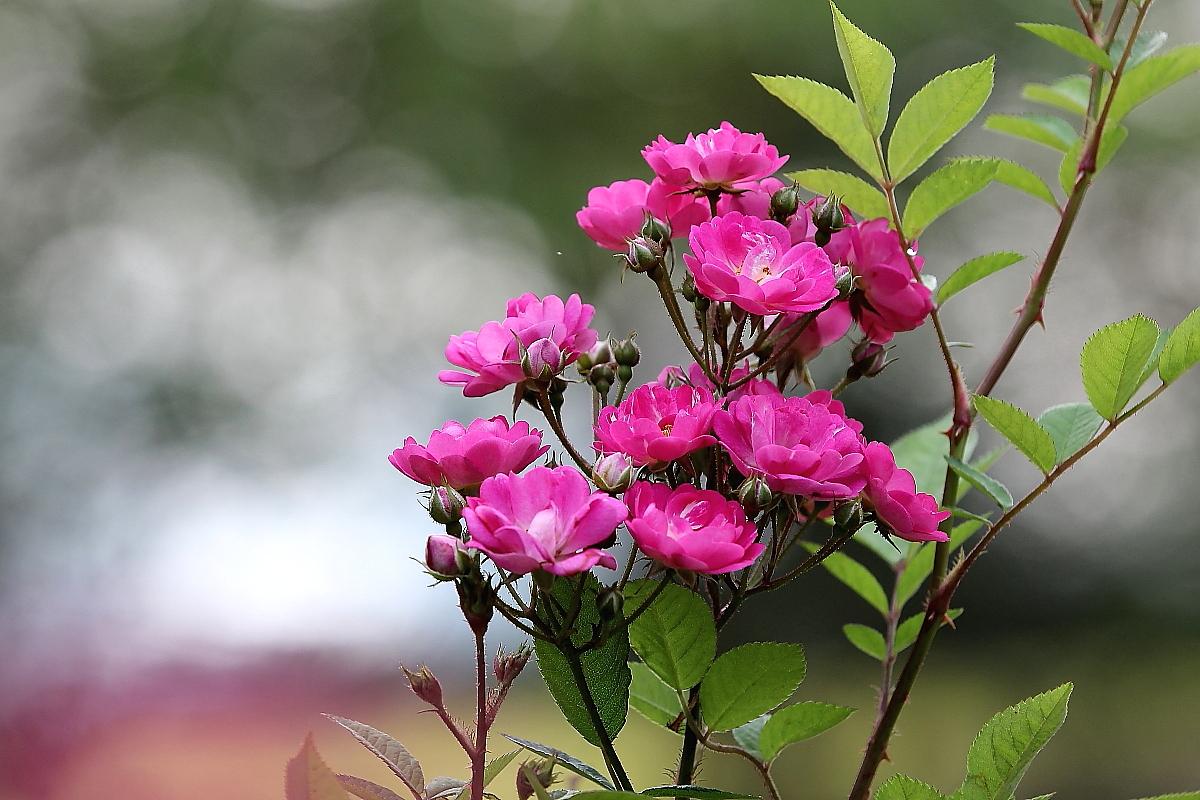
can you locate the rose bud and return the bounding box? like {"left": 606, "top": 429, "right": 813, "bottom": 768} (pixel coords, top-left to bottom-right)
{"left": 522, "top": 337, "right": 564, "bottom": 381}
{"left": 425, "top": 533, "right": 470, "bottom": 579}
{"left": 769, "top": 182, "right": 800, "bottom": 223}
{"left": 614, "top": 336, "right": 641, "bottom": 367}
{"left": 737, "top": 474, "right": 776, "bottom": 516}
{"left": 640, "top": 212, "right": 671, "bottom": 245}
{"left": 592, "top": 452, "right": 637, "bottom": 494}
{"left": 494, "top": 643, "right": 533, "bottom": 685}
{"left": 429, "top": 485, "right": 466, "bottom": 526}
{"left": 402, "top": 664, "right": 444, "bottom": 708}
{"left": 516, "top": 759, "right": 558, "bottom": 800}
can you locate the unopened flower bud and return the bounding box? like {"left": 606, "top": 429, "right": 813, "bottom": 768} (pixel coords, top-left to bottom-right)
{"left": 624, "top": 236, "right": 663, "bottom": 273}
{"left": 522, "top": 337, "right": 564, "bottom": 381}
{"left": 429, "top": 486, "right": 466, "bottom": 526}
{"left": 834, "top": 500, "right": 864, "bottom": 531}
{"left": 812, "top": 194, "right": 846, "bottom": 247}
{"left": 770, "top": 183, "right": 800, "bottom": 223}
{"left": 592, "top": 452, "right": 637, "bottom": 494}
{"left": 589, "top": 363, "right": 615, "bottom": 395}
{"left": 849, "top": 340, "right": 888, "bottom": 380}
{"left": 425, "top": 533, "right": 471, "bottom": 579}
{"left": 494, "top": 643, "right": 533, "bottom": 685}
{"left": 516, "top": 759, "right": 558, "bottom": 800}
{"left": 613, "top": 336, "right": 641, "bottom": 367}
{"left": 596, "top": 585, "right": 624, "bottom": 623}
{"left": 617, "top": 364, "right": 633, "bottom": 384}
{"left": 737, "top": 475, "right": 775, "bottom": 515}
{"left": 640, "top": 212, "right": 671, "bottom": 244}
{"left": 681, "top": 272, "right": 698, "bottom": 303}
{"left": 456, "top": 571, "right": 494, "bottom": 635}
{"left": 834, "top": 264, "right": 855, "bottom": 298}
{"left": 402, "top": 664, "right": 444, "bottom": 708}
{"left": 587, "top": 340, "right": 613, "bottom": 367}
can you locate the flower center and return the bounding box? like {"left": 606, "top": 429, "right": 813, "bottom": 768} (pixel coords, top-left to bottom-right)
{"left": 738, "top": 232, "right": 780, "bottom": 284}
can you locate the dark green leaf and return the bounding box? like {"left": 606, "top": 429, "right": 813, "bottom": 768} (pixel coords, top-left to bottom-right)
{"left": 842, "top": 624, "right": 885, "bottom": 660}
{"left": 758, "top": 702, "right": 856, "bottom": 760}
{"left": 785, "top": 169, "right": 890, "bottom": 219}
{"left": 1021, "top": 75, "right": 1090, "bottom": 114}
{"left": 903, "top": 157, "right": 1000, "bottom": 237}
{"left": 829, "top": 1, "right": 895, "bottom": 137}
{"left": 946, "top": 457, "right": 1013, "bottom": 509}
{"left": 972, "top": 396, "right": 1057, "bottom": 474}
{"left": 937, "top": 251, "right": 1025, "bottom": 305}
{"left": 699, "top": 643, "right": 807, "bottom": 731}
{"left": 502, "top": 735, "right": 613, "bottom": 790}
{"left": 984, "top": 114, "right": 1078, "bottom": 152}
{"left": 628, "top": 662, "right": 683, "bottom": 729}
{"left": 1017, "top": 23, "right": 1112, "bottom": 70}
{"left": 1159, "top": 307, "right": 1200, "bottom": 385}
{"left": 1037, "top": 403, "right": 1103, "bottom": 465}
{"left": 1080, "top": 314, "right": 1161, "bottom": 419}
{"left": 640, "top": 787, "right": 758, "bottom": 799}
{"left": 624, "top": 580, "right": 715, "bottom": 690}
{"left": 1109, "top": 45, "right": 1200, "bottom": 123}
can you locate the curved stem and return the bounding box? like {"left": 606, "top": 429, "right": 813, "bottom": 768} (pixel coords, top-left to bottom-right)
{"left": 536, "top": 392, "right": 593, "bottom": 474}
{"left": 676, "top": 687, "right": 701, "bottom": 792}
{"left": 653, "top": 269, "right": 719, "bottom": 384}
{"left": 564, "top": 648, "right": 634, "bottom": 791}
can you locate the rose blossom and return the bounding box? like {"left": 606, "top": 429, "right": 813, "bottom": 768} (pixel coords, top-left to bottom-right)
{"left": 861, "top": 442, "right": 950, "bottom": 542}
{"left": 642, "top": 121, "right": 788, "bottom": 191}
{"left": 684, "top": 212, "right": 838, "bottom": 316}
{"left": 624, "top": 482, "right": 765, "bottom": 574}
{"left": 439, "top": 293, "right": 598, "bottom": 397}
{"left": 777, "top": 301, "right": 854, "bottom": 363}
{"left": 713, "top": 391, "right": 867, "bottom": 499}
{"left": 425, "top": 533, "right": 469, "bottom": 578}
{"left": 576, "top": 179, "right": 656, "bottom": 251}
{"left": 845, "top": 218, "right": 934, "bottom": 343}
{"left": 463, "top": 466, "right": 628, "bottom": 576}
{"left": 657, "top": 361, "right": 782, "bottom": 402}
{"left": 389, "top": 416, "right": 548, "bottom": 492}
{"left": 594, "top": 382, "right": 718, "bottom": 468}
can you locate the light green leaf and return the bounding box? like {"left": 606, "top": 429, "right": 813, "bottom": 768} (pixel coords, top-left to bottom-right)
{"left": 785, "top": 169, "right": 890, "bottom": 219}
{"left": 624, "top": 580, "right": 715, "bottom": 690}
{"left": 888, "top": 58, "right": 996, "bottom": 182}
{"left": 287, "top": 734, "right": 353, "bottom": 800}
{"left": 628, "top": 662, "right": 683, "bottom": 729}
{"left": 984, "top": 114, "right": 1078, "bottom": 152}
{"left": 502, "top": 735, "right": 613, "bottom": 790}
{"left": 699, "top": 643, "right": 807, "bottom": 731}
{"left": 754, "top": 75, "right": 883, "bottom": 180}
{"left": 946, "top": 457, "right": 1013, "bottom": 509}
{"left": 896, "top": 521, "right": 982, "bottom": 606}
{"left": 640, "top": 787, "right": 758, "bottom": 799}
{"left": 1109, "top": 44, "right": 1200, "bottom": 123}
{"left": 1017, "top": 23, "right": 1113, "bottom": 71}
{"left": 842, "top": 623, "right": 885, "bottom": 660}
{"left": 1114, "top": 30, "right": 1169, "bottom": 71}
{"left": 534, "top": 575, "right": 631, "bottom": 747}
{"left": 972, "top": 396, "right": 1057, "bottom": 474}
{"left": 757, "top": 702, "right": 856, "bottom": 761}
{"left": 731, "top": 716, "right": 769, "bottom": 760}
{"left": 1080, "top": 314, "right": 1161, "bottom": 419}
{"left": 890, "top": 414, "right": 979, "bottom": 498}
{"left": 829, "top": 1, "right": 895, "bottom": 137}
{"left": 956, "top": 684, "right": 1073, "bottom": 800}
{"left": 937, "top": 251, "right": 1025, "bottom": 305}
{"left": 903, "top": 157, "right": 1000, "bottom": 237}
{"left": 1159, "top": 307, "right": 1200, "bottom": 384}
{"left": 1021, "top": 75, "right": 1090, "bottom": 114}
{"left": 894, "top": 608, "right": 964, "bottom": 653}
{"left": 803, "top": 545, "right": 889, "bottom": 615}
{"left": 993, "top": 159, "right": 1059, "bottom": 209}
{"left": 1037, "top": 403, "right": 1103, "bottom": 465}
{"left": 324, "top": 716, "right": 423, "bottom": 799}
{"left": 854, "top": 522, "right": 905, "bottom": 566}
{"left": 876, "top": 774, "right": 945, "bottom": 800}
{"left": 1059, "top": 124, "right": 1128, "bottom": 194}
{"left": 1137, "top": 327, "right": 1170, "bottom": 390}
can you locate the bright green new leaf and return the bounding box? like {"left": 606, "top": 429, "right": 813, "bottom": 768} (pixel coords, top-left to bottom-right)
{"left": 903, "top": 157, "right": 1000, "bottom": 237}
{"left": 699, "top": 642, "right": 807, "bottom": 731}
{"left": 1017, "top": 23, "right": 1112, "bottom": 71}
{"left": 286, "top": 734, "right": 353, "bottom": 800}
{"left": 754, "top": 75, "right": 883, "bottom": 180}
{"left": 946, "top": 456, "right": 1013, "bottom": 509}
{"left": 984, "top": 113, "right": 1078, "bottom": 152}
{"left": 937, "top": 251, "right": 1025, "bottom": 305}
{"left": 534, "top": 575, "right": 630, "bottom": 747}
{"left": 1137, "top": 328, "right": 1170, "bottom": 390}
{"left": 324, "top": 716, "right": 423, "bottom": 799}
{"left": 640, "top": 787, "right": 758, "bottom": 799}
{"left": 876, "top": 774, "right": 945, "bottom": 800}
{"left": 757, "top": 702, "right": 856, "bottom": 761}
{"left": 628, "top": 662, "right": 683, "bottom": 729}
{"left": 502, "top": 735, "right": 613, "bottom": 790}
{"left": 994, "top": 159, "right": 1059, "bottom": 209}
{"left": 887, "top": 58, "right": 995, "bottom": 182}
{"left": 732, "top": 715, "right": 769, "bottom": 760}
{"left": 972, "top": 396, "right": 1057, "bottom": 474}
{"left": 1059, "top": 124, "right": 1128, "bottom": 194}
{"left": 624, "top": 580, "right": 715, "bottom": 690}
{"left": 894, "top": 608, "right": 964, "bottom": 653}
{"left": 785, "top": 169, "right": 890, "bottom": 219}
{"left": 842, "top": 624, "right": 885, "bottom": 660}
{"left": 1081, "top": 314, "right": 1161, "bottom": 420}
{"left": 803, "top": 545, "right": 889, "bottom": 614}
{"left": 1037, "top": 403, "right": 1103, "bottom": 465}
{"left": 829, "top": 1, "right": 895, "bottom": 137}
{"left": 1115, "top": 30, "right": 1169, "bottom": 71}
{"left": 1109, "top": 44, "right": 1200, "bottom": 124}
{"left": 956, "top": 684, "right": 1073, "bottom": 800}
{"left": 1159, "top": 307, "right": 1200, "bottom": 384}
{"left": 896, "top": 521, "right": 982, "bottom": 606}
{"left": 1021, "top": 75, "right": 1089, "bottom": 114}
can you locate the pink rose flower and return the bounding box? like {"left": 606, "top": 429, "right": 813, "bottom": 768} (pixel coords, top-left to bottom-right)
{"left": 713, "top": 391, "right": 867, "bottom": 500}
{"left": 778, "top": 301, "right": 854, "bottom": 363}
{"left": 646, "top": 178, "right": 711, "bottom": 236}
{"left": 862, "top": 442, "right": 950, "bottom": 542}
{"left": 389, "top": 416, "right": 549, "bottom": 492}
{"left": 845, "top": 219, "right": 934, "bottom": 343}
{"left": 594, "top": 382, "right": 718, "bottom": 468}
{"left": 625, "top": 482, "right": 765, "bottom": 574}
{"left": 684, "top": 212, "right": 839, "bottom": 316}
{"left": 463, "top": 466, "right": 628, "bottom": 576}
{"left": 656, "top": 361, "right": 782, "bottom": 402}
{"left": 642, "top": 121, "right": 788, "bottom": 191}
{"left": 576, "top": 179, "right": 655, "bottom": 251}
{"left": 439, "top": 293, "right": 599, "bottom": 397}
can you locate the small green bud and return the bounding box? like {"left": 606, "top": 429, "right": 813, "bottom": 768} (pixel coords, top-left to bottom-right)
{"left": 429, "top": 485, "right": 466, "bottom": 526}
{"left": 812, "top": 193, "right": 846, "bottom": 247}
{"left": 770, "top": 182, "right": 801, "bottom": 223}
{"left": 625, "top": 236, "right": 663, "bottom": 273}
{"left": 640, "top": 212, "right": 671, "bottom": 244}
{"left": 834, "top": 500, "right": 863, "bottom": 531}
{"left": 737, "top": 475, "right": 776, "bottom": 515}
{"left": 613, "top": 336, "right": 641, "bottom": 367}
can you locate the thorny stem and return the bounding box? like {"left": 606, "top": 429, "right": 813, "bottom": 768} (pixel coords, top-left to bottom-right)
{"left": 679, "top": 690, "right": 782, "bottom": 800}
{"left": 470, "top": 629, "right": 487, "bottom": 800}
{"left": 654, "top": 268, "right": 720, "bottom": 384}
{"left": 536, "top": 391, "right": 593, "bottom": 474}
{"left": 726, "top": 311, "right": 818, "bottom": 391}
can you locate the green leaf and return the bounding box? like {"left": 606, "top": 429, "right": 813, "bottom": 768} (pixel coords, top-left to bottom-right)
{"left": 803, "top": 545, "right": 889, "bottom": 614}
{"left": 1115, "top": 30, "right": 1169, "bottom": 71}
{"left": 338, "top": 775, "right": 407, "bottom": 800}
{"left": 854, "top": 522, "right": 905, "bottom": 566}
{"left": 451, "top": 752, "right": 519, "bottom": 800}
{"left": 324, "top": 716, "right": 423, "bottom": 799}
{"left": 894, "top": 608, "right": 964, "bottom": 653}
{"left": 1137, "top": 327, "right": 1170, "bottom": 390}
{"left": 890, "top": 415, "right": 978, "bottom": 499}
{"left": 785, "top": 169, "right": 890, "bottom": 219}
{"left": 876, "top": 774, "right": 945, "bottom": 800}
{"left": 757, "top": 702, "right": 856, "bottom": 761}
{"left": 1159, "top": 307, "right": 1200, "bottom": 384}
{"left": 640, "top": 787, "right": 758, "bottom": 799}
{"left": 1059, "top": 124, "right": 1128, "bottom": 194}
{"left": 1037, "top": 403, "right": 1103, "bottom": 465}
{"left": 1080, "top": 314, "right": 1161, "bottom": 420}
{"left": 887, "top": 58, "right": 995, "bottom": 183}
{"left": 1109, "top": 45, "right": 1200, "bottom": 123}
{"left": 534, "top": 575, "right": 631, "bottom": 747}
{"left": 1017, "top": 23, "right": 1113, "bottom": 71}
{"left": 842, "top": 624, "right": 885, "bottom": 660}
{"left": 956, "top": 684, "right": 1073, "bottom": 800}
{"left": 829, "top": 1, "right": 895, "bottom": 138}
{"left": 754, "top": 75, "right": 882, "bottom": 180}
{"left": 1021, "top": 75, "right": 1090, "bottom": 114}
{"left": 1130, "top": 795, "right": 1200, "bottom": 800}
{"left": 937, "top": 251, "right": 1025, "bottom": 305}
{"left": 984, "top": 114, "right": 1078, "bottom": 152}
{"left": 628, "top": 662, "right": 683, "bottom": 729}
{"left": 287, "top": 735, "right": 353, "bottom": 800}
{"left": 624, "top": 580, "right": 715, "bottom": 690}
{"left": 993, "top": 159, "right": 1059, "bottom": 209}
{"left": 946, "top": 457, "right": 1013, "bottom": 509}
{"left": 501, "top": 735, "right": 614, "bottom": 790}
{"left": 903, "top": 157, "right": 1000, "bottom": 237}
{"left": 699, "top": 642, "right": 807, "bottom": 731}
{"left": 896, "top": 521, "right": 982, "bottom": 606}
{"left": 731, "top": 716, "right": 769, "bottom": 760}
{"left": 972, "top": 396, "right": 1057, "bottom": 474}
